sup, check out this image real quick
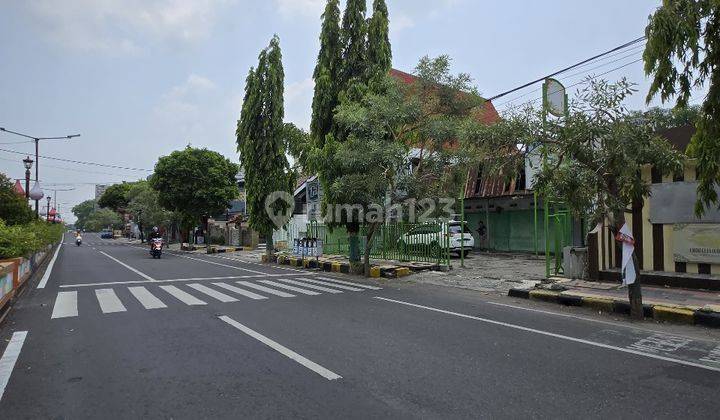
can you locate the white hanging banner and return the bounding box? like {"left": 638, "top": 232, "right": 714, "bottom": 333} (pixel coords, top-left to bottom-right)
{"left": 616, "top": 223, "right": 636, "bottom": 286}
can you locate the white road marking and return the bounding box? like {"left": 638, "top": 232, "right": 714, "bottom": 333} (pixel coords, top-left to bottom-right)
{"left": 58, "top": 273, "right": 308, "bottom": 288}
{"left": 375, "top": 297, "right": 720, "bottom": 373}
{"left": 51, "top": 291, "right": 78, "bottom": 319}
{"left": 0, "top": 331, "right": 28, "bottom": 401}
{"left": 700, "top": 345, "right": 720, "bottom": 364}
{"left": 315, "top": 276, "right": 382, "bottom": 290}
{"left": 163, "top": 251, "right": 268, "bottom": 275}
{"left": 259, "top": 280, "right": 320, "bottom": 296}
{"left": 213, "top": 283, "right": 267, "bottom": 300}
{"left": 128, "top": 286, "right": 167, "bottom": 309}
{"left": 275, "top": 278, "right": 343, "bottom": 293}
{"left": 628, "top": 333, "right": 692, "bottom": 354}
{"left": 237, "top": 281, "right": 295, "bottom": 298}
{"left": 219, "top": 315, "right": 341, "bottom": 381}
{"left": 295, "top": 277, "right": 363, "bottom": 291}
{"left": 95, "top": 289, "right": 127, "bottom": 313}
{"left": 212, "top": 254, "right": 304, "bottom": 273}
{"left": 99, "top": 251, "right": 155, "bottom": 281}
{"left": 159, "top": 285, "right": 206, "bottom": 305}
{"left": 187, "top": 283, "right": 238, "bottom": 303}
{"left": 37, "top": 243, "right": 62, "bottom": 289}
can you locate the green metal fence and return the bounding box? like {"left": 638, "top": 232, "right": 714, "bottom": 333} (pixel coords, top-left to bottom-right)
{"left": 304, "top": 221, "right": 450, "bottom": 266}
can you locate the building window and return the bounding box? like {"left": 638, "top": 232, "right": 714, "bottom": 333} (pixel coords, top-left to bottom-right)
{"left": 651, "top": 166, "right": 662, "bottom": 183}
{"left": 698, "top": 263, "right": 711, "bottom": 275}
{"left": 474, "top": 165, "right": 484, "bottom": 195}
{"left": 675, "top": 262, "right": 686, "bottom": 273}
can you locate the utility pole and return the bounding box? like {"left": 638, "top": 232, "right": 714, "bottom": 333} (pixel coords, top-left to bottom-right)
{"left": 0, "top": 127, "right": 80, "bottom": 216}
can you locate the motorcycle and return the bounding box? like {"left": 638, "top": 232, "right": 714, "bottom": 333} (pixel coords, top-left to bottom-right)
{"left": 150, "top": 238, "right": 163, "bottom": 259}
{"left": 76, "top": 236, "right": 82, "bottom": 246}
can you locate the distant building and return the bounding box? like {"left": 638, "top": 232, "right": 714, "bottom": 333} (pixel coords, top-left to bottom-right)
{"left": 95, "top": 184, "right": 109, "bottom": 199}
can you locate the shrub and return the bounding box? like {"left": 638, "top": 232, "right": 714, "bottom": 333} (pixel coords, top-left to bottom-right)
{"left": 0, "top": 220, "right": 64, "bottom": 259}
{"left": 209, "top": 234, "right": 226, "bottom": 245}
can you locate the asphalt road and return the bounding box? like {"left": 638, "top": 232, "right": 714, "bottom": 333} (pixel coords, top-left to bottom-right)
{"left": 1, "top": 232, "right": 719, "bottom": 419}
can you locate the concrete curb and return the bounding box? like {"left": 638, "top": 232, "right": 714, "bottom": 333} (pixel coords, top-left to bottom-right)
{"left": 268, "top": 255, "right": 413, "bottom": 279}
{"left": 508, "top": 287, "right": 720, "bottom": 328}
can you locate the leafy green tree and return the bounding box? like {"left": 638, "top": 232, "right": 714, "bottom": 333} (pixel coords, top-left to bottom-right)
{"left": 310, "top": 0, "right": 342, "bottom": 149}
{"left": 629, "top": 105, "right": 702, "bottom": 132}
{"left": 366, "top": 0, "right": 391, "bottom": 83}
{"left": 644, "top": 1, "right": 720, "bottom": 216}
{"left": 463, "top": 79, "right": 683, "bottom": 318}
{"left": 126, "top": 181, "right": 172, "bottom": 240}
{"left": 85, "top": 208, "right": 123, "bottom": 232}
{"left": 98, "top": 183, "right": 133, "bottom": 212}
{"left": 151, "top": 147, "right": 239, "bottom": 243}
{"left": 237, "top": 35, "right": 294, "bottom": 257}
{"left": 0, "top": 173, "right": 34, "bottom": 225}
{"left": 314, "top": 56, "right": 483, "bottom": 275}
{"left": 71, "top": 199, "right": 98, "bottom": 230}
{"left": 339, "top": 0, "right": 368, "bottom": 90}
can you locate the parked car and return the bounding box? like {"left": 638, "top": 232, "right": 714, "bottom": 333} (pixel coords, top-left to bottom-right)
{"left": 100, "top": 230, "right": 113, "bottom": 239}
{"left": 398, "top": 221, "right": 474, "bottom": 257}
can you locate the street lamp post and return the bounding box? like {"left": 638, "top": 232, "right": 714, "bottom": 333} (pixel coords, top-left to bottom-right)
{"left": 46, "top": 196, "right": 52, "bottom": 222}
{"left": 0, "top": 127, "right": 81, "bottom": 216}
{"left": 137, "top": 209, "right": 144, "bottom": 243}
{"left": 22, "top": 156, "right": 33, "bottom": 200}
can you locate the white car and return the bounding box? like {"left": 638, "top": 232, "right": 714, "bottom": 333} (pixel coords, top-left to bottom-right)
{"left": 398, "top": 221, "right": 474, "bottom": 256}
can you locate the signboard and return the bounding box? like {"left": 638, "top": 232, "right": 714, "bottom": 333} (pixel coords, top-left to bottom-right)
{"left": 650, "top": 182, "right": 720, "bottom": 223}
{"left": 673, "top": 224, "right": 720, "bottom": 264}
{"left": 543, "top": 78, "right": 568, "bottom": 117}
{"left": 306, "top": 178, "right": 321, "bottom": 221}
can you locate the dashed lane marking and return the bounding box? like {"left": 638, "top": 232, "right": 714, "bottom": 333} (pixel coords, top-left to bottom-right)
{"left": 219, "top": 315, "right": 341, "bottom": 381}
{"left": 99, "top": 250, "right": 156, "bottom": 281}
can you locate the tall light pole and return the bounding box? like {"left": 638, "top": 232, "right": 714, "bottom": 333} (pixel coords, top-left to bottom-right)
{"left": 46, "top": 196, "right": 52, "bottom": 222}
{"left": 22, "top": 156, "right": 33, "bottom": 200}
{"left": 0, "top": 127, "right": 80, "bottom": 216}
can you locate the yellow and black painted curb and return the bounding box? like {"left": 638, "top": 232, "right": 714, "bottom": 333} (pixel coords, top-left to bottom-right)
{"left": 207, "top": 246, "right": 246, "bottom": 254}
{"left": 508, "top": 288, "right": 720, "bottom": 328}
{"left": 270, "top": 255, "right": 413, "bottom": 279}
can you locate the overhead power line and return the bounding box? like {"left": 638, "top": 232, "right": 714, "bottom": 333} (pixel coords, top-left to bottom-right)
{"left": 495, "top": 49, "right": 645, "bottom": 109}
{"left": 498, "top": 58, "right": 644, "bottom": 112}
{"left": 487, "top": 36, "right": 646, "bottom": 101}
{"left": 0, "top": 147, "right": 152, "bottom": 172}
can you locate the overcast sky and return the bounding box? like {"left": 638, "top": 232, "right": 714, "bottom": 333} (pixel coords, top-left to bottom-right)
{"left": 0, "top": 1, "right": 708, "bottom": 222}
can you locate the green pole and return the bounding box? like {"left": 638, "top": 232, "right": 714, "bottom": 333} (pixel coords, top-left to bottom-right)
{"left": 533, "top": 190, "right": 538, "bottom": 257}
{"left": 460, "top": 196, "right": 465, "bottom": 268}
{"left": 545, "top": 200, "right": 550, "bottom": 278}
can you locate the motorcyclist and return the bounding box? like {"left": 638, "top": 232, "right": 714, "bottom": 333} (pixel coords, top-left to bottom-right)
{"left": 148, "top": 226, "right": 162, "bottom": 243}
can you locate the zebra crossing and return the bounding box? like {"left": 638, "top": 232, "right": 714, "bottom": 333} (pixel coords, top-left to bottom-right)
{"left": 50, "top": 276, "right": 381, "bottom": 319}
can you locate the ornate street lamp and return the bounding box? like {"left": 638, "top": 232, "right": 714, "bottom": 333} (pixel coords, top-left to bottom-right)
{"left": 46, "top": 196, "right": 52, "bottom": 221}
{"left": 22, "top": 156, "right": 33, "bottom": 200}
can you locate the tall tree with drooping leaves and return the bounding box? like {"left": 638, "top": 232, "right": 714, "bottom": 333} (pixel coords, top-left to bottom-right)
{"left": 366, "top": 0, "right": 392, "bottom": 84}
{"left": 643, "top": 0, "right": 720, "bottom": 216}
{"left": 237, "top": 35, "right": 295, "bottom": 257}
{"left": 339, "top": 0, "right": 368, "bottom": 93}
{"left": 310, "top": 0, "right": 342, "bottom": 150}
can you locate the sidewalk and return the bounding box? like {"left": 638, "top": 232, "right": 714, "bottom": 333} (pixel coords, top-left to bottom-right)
{"left": 510, "top": 278, "right": 720, "bottom": 328}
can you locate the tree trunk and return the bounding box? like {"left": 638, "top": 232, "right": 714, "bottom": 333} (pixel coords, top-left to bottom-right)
{"left": 363, "top": 223, "right": 380, "bottom": 277}
{"left": 266, "top": 232, "right": 274, "bottom": 260}
{"left": 347, "top": 221, "right": 360, "bottom": 263}
{"left": 614, "top": 212, "right": 644, "bottom": 320}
